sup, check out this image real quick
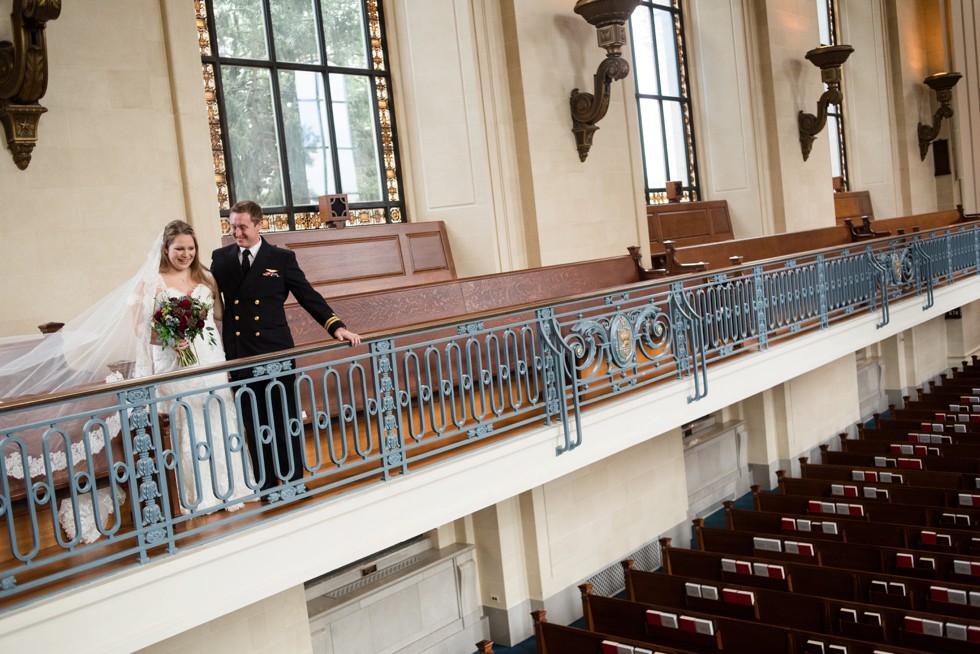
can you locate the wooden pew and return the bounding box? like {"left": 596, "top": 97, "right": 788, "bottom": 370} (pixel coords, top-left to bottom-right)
{"left": 819, "top": 446, "right": 980, "bottom": 474}
{"left": 840, "top": 437, "right": 980, "bottom": 461}
{"left": 755, "top": 488, "right": 980, "bottom": 531}
{"left": 645, "top": 201, "right": 734, "bottom": 274}
{"left": 777, "top": 474, "right": 961, "bottom": 508}
{"left": 725, "top": 505, "right": 980, "bottom": 555}
{"left": 693, "top": 522, "right": 980, "bottom": 582}
{"left": 660, "top": 538, "right": 980, "bottom": 619}
{"left": 797, "top": 459, "right": 980, "bottom": 490}
{"left": 533, "top": 611, "right": 696, "bottom": 654}
{"left": 833, "top": 190, "right": 873, "bottom": 225}
{"left": 581, "top": 584, "right": 937, "bottom": 654}
{"left": 622, "top": 560, "right": 980, "bottom": 652}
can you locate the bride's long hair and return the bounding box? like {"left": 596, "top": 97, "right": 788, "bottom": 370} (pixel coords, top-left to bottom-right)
{"left": 158, "top": 220, "right": 217, "bottom": 298}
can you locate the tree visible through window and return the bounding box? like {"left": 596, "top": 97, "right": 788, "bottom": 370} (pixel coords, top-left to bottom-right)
{"left": 629, "top": 0, "right": 700, "bottom": 204}
{"left": 197, "top": 0, "right": 405, "bottom": 232}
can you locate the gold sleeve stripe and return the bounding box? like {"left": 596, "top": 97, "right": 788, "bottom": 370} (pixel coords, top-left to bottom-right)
{"left": 324, "top": 316, "right": 340, "bottom": 329}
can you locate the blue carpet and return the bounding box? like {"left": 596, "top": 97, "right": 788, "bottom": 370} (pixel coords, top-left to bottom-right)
{"left": 471, "top": 491, "right": 756, "bottom": 653}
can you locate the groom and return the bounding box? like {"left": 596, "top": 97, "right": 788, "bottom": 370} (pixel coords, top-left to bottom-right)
{"left": 211, "top": 200, "right": 361, "bottom": 493}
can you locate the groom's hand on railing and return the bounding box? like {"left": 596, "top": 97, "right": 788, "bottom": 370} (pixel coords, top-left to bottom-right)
{"left": 334, "top": 327, "right": 362, "bottom": 347}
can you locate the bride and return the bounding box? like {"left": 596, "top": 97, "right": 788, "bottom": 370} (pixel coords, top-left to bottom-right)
{"left": 0, "top": 220, "right": 254, "bottom": 528}
{"left": 140, "top": 220, "right": 254, "bottom": 514}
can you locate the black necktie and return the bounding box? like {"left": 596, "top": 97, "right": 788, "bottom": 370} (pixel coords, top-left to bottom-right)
{"left": 241, "top": 249, "right": 251, "bottom": 274}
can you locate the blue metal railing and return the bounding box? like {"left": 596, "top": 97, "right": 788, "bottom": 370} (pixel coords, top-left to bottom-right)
{"left": 0, "top": 223, "right": 978, "bottom": 610}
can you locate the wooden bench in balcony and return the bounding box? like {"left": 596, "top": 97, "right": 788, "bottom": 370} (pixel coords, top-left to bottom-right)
{"left": 834, "top": 190, "right": 874, "bottom": 225}
{"left": 661, "top": 207, "right": 966, "bottom": 274}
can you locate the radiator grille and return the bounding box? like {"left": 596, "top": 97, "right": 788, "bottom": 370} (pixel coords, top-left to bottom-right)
{"left": 586, "top": 538, "right": 663, "bottom": 597}
{"left": 322, "top": 551, "right": 433, "bottom": 599}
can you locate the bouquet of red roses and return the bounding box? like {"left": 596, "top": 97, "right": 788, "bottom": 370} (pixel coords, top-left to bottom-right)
{"left": 152, "top": 296, "right": 216, "bottom": 367}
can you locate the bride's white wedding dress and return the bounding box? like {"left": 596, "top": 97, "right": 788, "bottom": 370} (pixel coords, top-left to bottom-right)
{"left": 150, "top": 283, "right": 254, "bottom": 514}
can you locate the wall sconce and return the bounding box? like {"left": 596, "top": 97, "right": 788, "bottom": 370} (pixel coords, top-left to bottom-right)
{"left": 917, "top": 72, "right": 961, "bottom": 161}
{"left": 798, "top": 44, "right": 854, "bottom": 161}
{"left": 570, "top": 0, "right": 641, "bottom": 162}
{"left": 0, "top": 0, "right": 62, "bottom": 170}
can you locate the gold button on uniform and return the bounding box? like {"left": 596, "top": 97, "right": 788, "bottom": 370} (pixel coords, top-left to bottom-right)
{"left": 235, "top": 331, "right": 240, "bottom": 336}
{"left": 254, "top": 300, "right": 260, "bottom": 305}
{"left": 255, "top": 332, "right": 260, "bottom": 337}
{"left": 254, "top": 316, "right": 259, "bottom": 321}
{"left": 234, "top": 316, "right": 239, "bottom": 321}
{"left": 233, "top": 300, "right": 239, "bottom": 305}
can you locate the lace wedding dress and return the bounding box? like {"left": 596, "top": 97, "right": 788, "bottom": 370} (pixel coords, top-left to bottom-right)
{"left": 150, "top": 283, "right": 254, "bottom": 514}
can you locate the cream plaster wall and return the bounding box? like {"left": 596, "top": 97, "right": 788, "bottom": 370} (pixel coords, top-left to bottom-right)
{"left": 505, "top": 0, "right": 645, "bottom": 266}
{"left": 687, "top": 0, "right": 771, "bottom": 237}
{"left": 779, "top": 354, "right": 860, "bottom": 460}
{"left": 838, "top": 0, "right": 899, "bottom": 219}
{"left": 909, "top": 314, "right": 951, "bottom": 385}
{"left": 0, "top": 0, "right": 201, "bottom": 337}
{"left": 947, "top": 299, "right": 980, "bottom": 361}
{"left": 752, "top": 0, "right": 837, "bottom": 232}
{"left": 949, "top": 0, "right": 980, "bottom": 215}
{"left": 387, "top": 0, "right": 526, "bottom": 277}
{"left": 888, "top": 0, "right": 945, "bottom": 214}
{"left": 527, "top": 431, "right": 686, "bottom": 598}
{"left": 0, "top": 0, "right": 216, "bottom": 336}
{"left": 136, "top": 586, "right": 313, "bottom": 654}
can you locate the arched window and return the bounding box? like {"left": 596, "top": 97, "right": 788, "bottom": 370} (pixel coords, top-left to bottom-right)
{"left": 196, "top": 0, "right": 405, "bottom": 233}
{"left": 629, "top": 0, "right": 700, "bottom": 204}
{"left": 817, "top": 0, "right": 849, "bottom": 188}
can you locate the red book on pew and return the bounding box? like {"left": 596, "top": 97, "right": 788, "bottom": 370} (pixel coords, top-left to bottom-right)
{"left": 678, "top": 615, "right": 714, "bottom": 635}
{"left": 781, "top": 517, "right": 796, "bottom": 531}
{"left": 921, "top": 530, "right": 937, "bottom": 545}
{"left": 646, "top": 609, "right": 678, "bottom": 629}
{"left": 897, "top": 458, "right": 923, "bottom": 470}
{"left": 602, "top": 641, "right": 635, "bottom": 654}
{"left": 896, "top": 553, "right": 915, "bottom": 568}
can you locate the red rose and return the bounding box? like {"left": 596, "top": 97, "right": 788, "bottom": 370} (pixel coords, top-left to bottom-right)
{"left": 178, "top": 317, "right": 188, "bottom": 331}
{"left": 178, "top": 298, "right": 192, "bottom": 310}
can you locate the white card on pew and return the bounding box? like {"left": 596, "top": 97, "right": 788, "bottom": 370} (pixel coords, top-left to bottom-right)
{"left": 946, "top": 623, "right": 968, "bottom": 641}
{"left": 700, "top": 585, "right": 719, "bottom": 601}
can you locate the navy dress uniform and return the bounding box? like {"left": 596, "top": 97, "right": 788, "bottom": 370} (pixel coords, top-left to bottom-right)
{"left": 211, "top": 238, "right": 346, "bottom": 492}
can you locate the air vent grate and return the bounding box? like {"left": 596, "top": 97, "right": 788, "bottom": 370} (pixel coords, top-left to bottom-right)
{"left": 586, "top": 538, "right": 663, "bottom": 597}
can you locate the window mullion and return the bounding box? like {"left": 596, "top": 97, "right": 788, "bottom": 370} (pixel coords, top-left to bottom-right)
{"left": 260, "top": 0, "right": 296, "bottom": 229}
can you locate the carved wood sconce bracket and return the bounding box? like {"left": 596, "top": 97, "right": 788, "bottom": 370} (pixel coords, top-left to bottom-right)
{"left": 0, "top": 0, "right": 63, "bottom": 170}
